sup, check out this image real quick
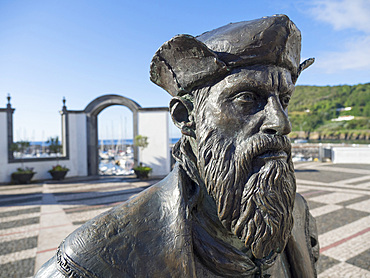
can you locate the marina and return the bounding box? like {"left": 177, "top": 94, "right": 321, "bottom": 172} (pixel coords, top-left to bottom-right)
{"left": 9, "top": 139, "right": 370, "bottom": 177}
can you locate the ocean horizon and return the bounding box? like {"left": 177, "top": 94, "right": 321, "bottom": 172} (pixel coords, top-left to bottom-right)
{"left": 29, "top": 138, "right": 181, "bottom": 146}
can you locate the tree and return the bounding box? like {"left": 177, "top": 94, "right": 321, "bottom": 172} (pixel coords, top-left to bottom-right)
{"left": 46, "top": 136, "right": 62, "bottom": 154}
{"left": 46, "top": 136, "right": 63, "bottom": 165}
{"left": 133, "top": 135, "right": 152, "bottom": 178}
{"left": 133, "top": 135, "right": 148, "bottom": 150}
{"left": 134, "top": 135, "right": 149, "bottom": 165}
{"left": 10, "top": 141, "right": 30, "bottom": 169}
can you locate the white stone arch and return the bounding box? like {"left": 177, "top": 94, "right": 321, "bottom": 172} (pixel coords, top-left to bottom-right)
{"left": 84, "top": 94, "right": 141, "bottom": 175}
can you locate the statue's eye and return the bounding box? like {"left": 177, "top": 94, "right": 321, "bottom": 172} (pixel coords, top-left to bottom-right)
{"left": 281, "top": 95, "right": 291, "bottom": 107}
{"left": 234, "top": 92, "right": 256, "bottom": 103}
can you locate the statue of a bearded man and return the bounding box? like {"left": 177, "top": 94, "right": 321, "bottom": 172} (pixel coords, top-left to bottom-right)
{"left": 35, "top": 14, "right": 319, "bottom": 278}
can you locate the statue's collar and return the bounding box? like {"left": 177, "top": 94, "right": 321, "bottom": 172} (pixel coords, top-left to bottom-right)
{"left": 192, "top": 220, "right": 258, "bottom": 277}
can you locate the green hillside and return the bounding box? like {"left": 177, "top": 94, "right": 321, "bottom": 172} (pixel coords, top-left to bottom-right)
{"left": 288, "top": 83, "right": 370, "bottom": 140}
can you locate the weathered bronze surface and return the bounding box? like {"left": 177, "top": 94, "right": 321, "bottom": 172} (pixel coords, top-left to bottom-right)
{"left": 35, "top": 14, "right": 319, "bottom": 277}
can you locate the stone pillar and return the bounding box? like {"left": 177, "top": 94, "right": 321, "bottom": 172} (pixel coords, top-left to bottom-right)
{"left": 60, "top": 97, "right": 69, "bottom": 158}
{"left": 6, "top": 94, "right": 15, "bottom": 162}
{"left": 86, "top": 113, "right": 98, "bottom": 176}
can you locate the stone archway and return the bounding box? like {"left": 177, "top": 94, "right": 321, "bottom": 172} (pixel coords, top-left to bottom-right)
{"left": 84, "top": 94, "right": 141, "bottom": 175}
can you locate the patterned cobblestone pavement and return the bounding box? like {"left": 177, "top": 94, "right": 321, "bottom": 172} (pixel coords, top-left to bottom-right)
{"left": 0, "top": 162, "right": 369, "bottom": 277}
{"left": 294, "top": 162, "right": 370, "bottom": 277}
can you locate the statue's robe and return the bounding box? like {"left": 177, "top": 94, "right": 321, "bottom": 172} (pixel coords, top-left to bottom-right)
{"left": 35, "top": 165, "right": 319, "bottom": 277}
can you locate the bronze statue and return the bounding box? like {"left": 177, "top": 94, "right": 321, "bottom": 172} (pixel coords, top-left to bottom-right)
{"left": 35, "top": 14, "right": 319, "bottom": 277}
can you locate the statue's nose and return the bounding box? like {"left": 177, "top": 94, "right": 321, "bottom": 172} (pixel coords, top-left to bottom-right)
{"left": 260, "top": 96, "right": 291, "bottom": 136}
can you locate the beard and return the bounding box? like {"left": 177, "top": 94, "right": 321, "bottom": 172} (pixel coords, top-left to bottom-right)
{"left": 197, "top": 128, "right": 296, "bottom": 261}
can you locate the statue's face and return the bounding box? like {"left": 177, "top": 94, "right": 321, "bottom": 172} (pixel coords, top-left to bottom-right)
{"left": 195, "top": 65, "right": 296, "bottom": 260}
{"left": 198, "top": 65, "right": 293, "bottom": 143}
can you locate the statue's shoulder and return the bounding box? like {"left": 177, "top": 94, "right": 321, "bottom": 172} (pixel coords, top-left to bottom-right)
{"left": 36, "top": 166, "right": 195, "bottom": 277}
{"left": 35, "top": 180, "right": 167, "bottom": 277}
{"left": 286, "top": 193, "right": 319, "bottom": 277}
{"left": 293, "top": 193, "right": 309, "bottom": 222}
{"left": 59, "top": 177, "right": 176, "bottom": 276}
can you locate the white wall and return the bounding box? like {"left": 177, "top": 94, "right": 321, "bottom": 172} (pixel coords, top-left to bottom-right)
{"left": 0, "top": 112, "right": 9, "bottom": 182}
{"left": 332, "top": 147, "right": 370, "bottom": 164}
{"left": 67, "top": 113, "right": 88, "bottom": 176}
{"left": 0, "top": 112, "right": 88, "bottom": 184}
{"left": 0, "top": 110, "right": 65, "bottom": 182}
{"left": 6, "top": 161, "right": 75, "bottom": 182}
{"left": 138, "top": 110, "right": 170, "bottom": 176}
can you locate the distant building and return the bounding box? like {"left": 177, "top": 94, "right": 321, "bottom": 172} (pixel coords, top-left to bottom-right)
{"left": 336, "top": 107, "right": 352, "bottom": 112}
{"left": 331, "top": 115, "right": 355, "bottom": 121}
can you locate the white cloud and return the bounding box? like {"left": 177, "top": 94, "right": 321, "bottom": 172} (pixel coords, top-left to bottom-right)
{"left": 308, "top": 0, "right": 370, "bottom": 72}
{"left": 310, "top": 0, "right": 370, "bottom": 33}
{"left": 316, "top": 35, "right": 370, "bottom": 72}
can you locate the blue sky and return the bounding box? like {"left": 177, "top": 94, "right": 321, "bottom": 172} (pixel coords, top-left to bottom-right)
{"left": 0, "top": 0, "right": 369, "bottom": 141}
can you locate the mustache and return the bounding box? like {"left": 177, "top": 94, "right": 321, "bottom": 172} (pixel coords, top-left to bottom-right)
{"left": 199, "top": 131, "right": 291, "bottom": 171}
{"left": 241, "top": 133, "right": 292, "bottom": 160}
{"left": 234, "top": 134, "right": 292, "bottom": 177}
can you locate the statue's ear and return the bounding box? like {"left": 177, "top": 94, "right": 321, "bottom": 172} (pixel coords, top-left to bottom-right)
{"left": 170, "top": 96, "right": 196, "bottom": 138}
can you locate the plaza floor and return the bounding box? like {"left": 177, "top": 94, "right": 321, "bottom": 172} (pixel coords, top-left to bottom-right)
{"left": 0, "top": 162, "right": 369, "bottom": 277}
